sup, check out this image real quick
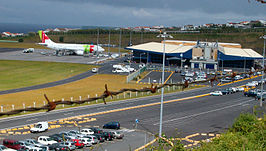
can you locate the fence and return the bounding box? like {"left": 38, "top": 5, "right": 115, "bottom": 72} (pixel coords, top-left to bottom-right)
{"left": 126, "top": 66, "right": 147, "bottom": 83}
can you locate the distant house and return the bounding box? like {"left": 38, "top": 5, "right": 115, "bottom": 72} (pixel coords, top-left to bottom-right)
{"left": 1, "top": 32, "right": 24, "bottom": 37}
{"left": 53, "top": 28, "right": 71, "bottom": 32}
{"left": 181, "top": 25, "right": 194, "bottom": 31}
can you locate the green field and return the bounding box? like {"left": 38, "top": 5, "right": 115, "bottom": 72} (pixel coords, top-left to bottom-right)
{"left": 0, "top": 60, "right": 95, "bottom": 91}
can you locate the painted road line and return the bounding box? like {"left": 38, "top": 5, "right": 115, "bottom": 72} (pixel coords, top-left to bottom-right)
{"left": 135, "top": 138, "right": 157, "bottom": 151}
{"left": 164, "top": 71, "right": 174, "bottom": 84}
{"left": 153, "top": 98, "right": 254, "bottom": 125}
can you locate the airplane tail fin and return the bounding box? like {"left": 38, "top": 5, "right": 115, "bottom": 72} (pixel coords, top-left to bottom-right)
{"left": 38, "top": 30, "right": 55, "bottom": 44}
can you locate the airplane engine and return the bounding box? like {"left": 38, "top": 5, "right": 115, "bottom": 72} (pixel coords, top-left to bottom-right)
{"left": 76, "top": 50, "right": 84, "bottom": 55}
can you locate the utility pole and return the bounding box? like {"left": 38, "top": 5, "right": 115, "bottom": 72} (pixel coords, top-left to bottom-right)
{"left": 119, "top": 28, "right": 122, "bottom": 57}
{"left": 108, "top": 29, "right": 111, "bottom": 56}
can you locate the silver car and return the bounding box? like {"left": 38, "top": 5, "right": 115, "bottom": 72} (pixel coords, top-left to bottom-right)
{"left": 60, "top": 141, "right": 76, "bottom": 151}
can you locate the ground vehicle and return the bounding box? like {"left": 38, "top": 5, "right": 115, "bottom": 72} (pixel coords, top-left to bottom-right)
{"left": 60, "top": 141, "right": 76, "bottom": 150}
{"left": 70, "top": 139, "right": 84, "bottom": 149}
{"left": 3, "top": 139, "right": 23, "bottom": 150}
{"left": 103, "top": 121, "right": 120, "bottom": 129}
{"left": 78, "top": 138, "right": 92, "bottom": 147}
{"left": 89, "top": 127, "right": 103, "bottom": 134}
{"left": 221, "top": 89, "right": 229, "bottom": 95}
{"left": 37, "top": 136, "right": 57, "bottom": 145}
{"left": 48, "top": 143, "right": 70, "bottom": 151}
{"left": 234, "top": 75, "right": 242, "bottom": 80}
{"left": 59, "top": 132, "right": 76, "bottom": 139}
{"left": 91, "top": 68, "right": 98, "bottom": 73}
{"left": 49, "top": 134, "right": 64, "bottom": 142}
{"left": 210, "top": 91, "right": 222, "bottom": 96}
{"left": 103, "top": 132, "right": 114, "bottom": 141}
{"left": 30, "top": 122, "right": 48, "bottom": 133}
{"left": 24, "top": 139, "right": 43, "bottom": 147}
{"left": 221, "top": 77, "right": 232, "bottom": 83}
{"left": 244, "top": 90, "right": 257, "bottom": 97}
{"left": 0, "top": 145, "right": 16, "bottom": 151}
{"left": 256, "top": 93, "right": 266, "bottom": 101}
{"left": 17, "top": 141, "right": 34, "bottom": 148}
{"left": 111, "top": 131, "right": 124, "bottom": 139}
{"left": 80, "top": 128, "right": 94, "bottom": 135}
{"left": 92, "top": 133, "right": 105, "bottom": 142}
{"left": 246, "top": 82, "right": 256, "bottom": 87}
{"left": 22, "top": 48, "right": 34, "bottom": 53}
{"left": 228, "top": 87, "right": 237, "bottom": 93}
{"left": 80, "top": 135, "right": 99, "bottom": 144}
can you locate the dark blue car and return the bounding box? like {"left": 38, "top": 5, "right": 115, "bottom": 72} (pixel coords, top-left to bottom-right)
{"left": 103, "top": 122, "right": 120, "bottom": 129}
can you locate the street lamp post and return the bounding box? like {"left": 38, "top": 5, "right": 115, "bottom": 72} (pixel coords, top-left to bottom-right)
{"left": 157, "top": 32, "right": 173, "bottom": 137}
{"left": 180, "top": 53, "right": 183, "bottom": 70}
{"left": 260, "top": 35, "right": 265, "bottom": 107}
{"left": 140, "top": 53, "right": 145, "bottom": 64}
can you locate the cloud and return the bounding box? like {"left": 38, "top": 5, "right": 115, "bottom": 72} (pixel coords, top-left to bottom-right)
{"left": 0, "top": 0, "right": 265, "bottom": 26}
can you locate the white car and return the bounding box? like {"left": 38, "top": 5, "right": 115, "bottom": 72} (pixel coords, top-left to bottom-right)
{"left": 80, "top": 135, "right": 99, "bottom": 144}
{"left": 79, "top": 138, "right": 92, "bottom": 147}
{"left": 246, "top": 82, "right": 256, "bottom": 87}
{"left": 37, "top": 136, "right": 57, "bottom": 145}
{"left": 91, "top": 68, "right": 98, "bottom": 73}
{"left": 30, "top": 122, "right": 48, "bottom": 133}
{"left": 210, "top": 91, "right": 223, "bottom": 96}
{"left": 80, "top": 129, "right": 94, "bottom": 135}
{"left": 237, "top": 87, "right": 245, "bottom": 92}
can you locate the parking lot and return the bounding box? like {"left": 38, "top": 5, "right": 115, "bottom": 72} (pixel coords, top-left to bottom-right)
{"left": 0, "top": 121, "right": 154, "bottom": 151}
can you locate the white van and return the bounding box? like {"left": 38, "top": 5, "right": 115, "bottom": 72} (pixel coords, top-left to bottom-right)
{"left": 30, "top": 122, "right": 48, "bottom": 133}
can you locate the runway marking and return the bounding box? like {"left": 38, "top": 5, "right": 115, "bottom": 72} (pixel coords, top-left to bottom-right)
{"left": 164, "top": 71, "right": 174, "bottom": 84}
{"left": 153, "top": 99, "right": 253, "bottom": 125}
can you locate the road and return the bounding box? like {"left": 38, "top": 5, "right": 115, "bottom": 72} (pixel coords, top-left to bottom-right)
{"left": 0, "top": 53, "right": 130, "bottom": 95}
{"left": 0, "top": 76, "right": 261, "bottom": 133}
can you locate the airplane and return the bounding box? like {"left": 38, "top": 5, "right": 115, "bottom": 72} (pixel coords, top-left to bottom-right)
{"left": 37, "top": 30, "right": 105, "bottom": 55}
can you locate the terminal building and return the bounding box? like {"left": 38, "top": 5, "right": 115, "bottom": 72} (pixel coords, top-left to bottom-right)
{"left": 125, "top": 40, "right": 263, "bottom": 70}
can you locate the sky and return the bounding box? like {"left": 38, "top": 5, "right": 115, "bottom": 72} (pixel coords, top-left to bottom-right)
{"left": 0, "top": 0, "right": 265, "bottom": 27}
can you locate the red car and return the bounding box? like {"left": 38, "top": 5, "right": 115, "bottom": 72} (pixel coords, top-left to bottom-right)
{"left": 71, "top": 139, "right": 84, "bottom": 149}
{"left": 3, "top": 139, "right": 23, "bottom": 150}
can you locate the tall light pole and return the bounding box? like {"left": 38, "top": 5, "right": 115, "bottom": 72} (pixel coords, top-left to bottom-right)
{"left": 108, "top": 29, "right": 111, "bottom": 56}
{"left": 96, "top": 28, "right": 99, "bottom": 64}
{"left": 119, "top": 28, "right": 122, "bottom": 57}
{"left": 157, "top": 32, "right": 173, "bottom": 137}
{"left": 180, "top": 53, "right": 183, "bottom": 70}
{"left": 140, "top": 53, "right": 145, "bottom": 64}
{"left": 260, "top": 35, "right": 265, "bottom": 107}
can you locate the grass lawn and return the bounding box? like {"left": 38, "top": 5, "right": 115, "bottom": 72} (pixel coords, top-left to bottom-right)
{"left": 0, "top": 74, "right": 149, "bottom": 111}
{"left": 0, "top": 60, "right": 95, "bottom": 91}
{"left": 0, "top": 42, "right": 47, "bottom": 49}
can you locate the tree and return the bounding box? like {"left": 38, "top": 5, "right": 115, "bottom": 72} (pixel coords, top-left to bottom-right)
{"left": 249, "top": 0, "right": 266, "bottom": 3}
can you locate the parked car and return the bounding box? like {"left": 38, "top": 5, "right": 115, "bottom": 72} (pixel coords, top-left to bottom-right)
{"left": 48, "top": 143, "right": 70, "bottom": 151}
{"left": 228, "top": 87, "right": 237, "bottom": 93}
{"left": 221, "top": 77, "right": 232, "bottom": 83}
{"left": 37, "top": 136, "right": 57, "bottom": 145}
{"left": 80, "top": 128, "right": 94, "bottom": 135}
{"left": 25, "top": 139, "right": 43, "bottom": 147}
{"left": 91, "top": 68, "right": 98, "bottom": 73}
{"left": 70, "top": 139, "right": 84, "bottom": 149}
{"left": 17, "top": 141, "right": 34, "bottom": 148}
{"left": 3, "top": 139, "right": 23, "bottom": 150}
{"left": 78, "top": 138, "right": 92, "bottom": 147}
{"left": 60, "top": 141, "right": 76, "bottom": 150}
{"left": 92, "top": 133, "right": 105, "bottom": 143}
{"left": 244, "top": 90, "right": 257, "bottom": 97}
{"left": 103, "top": 121, "right": 120, "bottom": 129}
{"left": 80, "top": 135, "right": 99, "bottom": 144}
{"left": 102, "top": 132, "right": 114, "bottom": 141}
{"left": 210, "top": 91, "right": 223, "bottom": 96}
{"left": 111, "top": 131, "right": 124, "bottom": 139}
{"left": 89, "top": 127, "right": 103, "bottom": 134}
{"left": 0, "top": 145, "right": 16, "bottom": 151}
{"left": 221, "top": 89, "right": 230, "bottom": 95}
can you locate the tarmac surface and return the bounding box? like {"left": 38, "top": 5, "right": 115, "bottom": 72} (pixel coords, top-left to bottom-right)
{"left": 0, "top": 48, "right": 135, "bottom": 95}
{"left": 0, "top": 76, "right": 263, "bottom": 150}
